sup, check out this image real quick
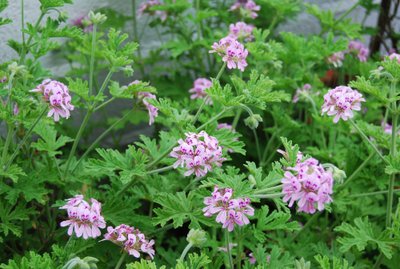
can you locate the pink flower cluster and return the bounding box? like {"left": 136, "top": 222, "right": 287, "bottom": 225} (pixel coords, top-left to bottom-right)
{"left": 327, "top": 52, "right": 345, "bottom": 68}
{"left": 229, "top": 22, "right": 254, "bottom": 42}
{"left": 189, "top": 78, "right": 213, "bottom": 104}
{"left": 383, "top": 122, "right": 400, "bottom": 135}
{"left": 210, "top": 37, "right": 248, "bottom": 71}
{"left": 138, "top": 0, "right": 167, "bottom": 21}
{"left": 60, "top": 195, "right": 106, "bottom": 239}
{"left": 348, "top": 41, "right": 369, "bottom": 62}
{"left": 327, "top": 41, "right": 369, "bottom": 67}
{"left": 229, "top": 0, "right": 261, "bottom": 19}
{"left": 281, "top": 157, "right": 334, "bottom": 214}
{"left": 203, "top": 186, "right": 254, "bottom": 232}
{"left": 138, "top": 92, "right": 159, "bottom": 125}
{"left": 31, "top": 79, "right": 74, "bottom": 122}
{"left": 388, "top": 53, "right": 400, "bottom": 63}
{"left": 71, "top": 15, "right": 93, "bottom": 32}
{"left": 170, "top": 131, "right": 225, "bottom": 177}
{"left": 321, "top": 86, "right": 365, "bottom": 123}
{"left": 292, "top": 83, "right": 312, "bottom": 103}
{"left": 104, "top": 224, "right": 155, "bottom": 259}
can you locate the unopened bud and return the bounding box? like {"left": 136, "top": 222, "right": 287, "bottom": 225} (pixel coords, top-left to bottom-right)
{"left": 88, "top": 11, "right": 107, "bottom": 25}
{"left": 244, "top": 114, "right": 263, "bottom": 129}
{"left": 187, "top": 229, "right": 207, "bottom": 247}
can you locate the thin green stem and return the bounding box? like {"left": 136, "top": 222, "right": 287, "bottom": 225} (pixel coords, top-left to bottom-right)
{"left": 349, "top": 119, "right": 387, "bottom": 164}
{"left": 63, "top": 110, "right": 93, "bottom": 177}
{"left": 225, "top": 230, "right": 234, "bottom": 269}
{"left": 338, "top": 151, "right": 375, "bottom": 190}
{"left": 72, "top": 110, "right": 134, "bottom": 172}
{"left": 179, "top": 243, "right": 193, "bottom": 261}
{"left": 232, "top": 109, "right": 242, "bottom": 129}
{"left": 350, "top": 189, "right": 400, "bottom": 198}
{"left": 254, "top": 185, "right": 282, "bottom": 194}
{"left": 192, "top": 63, "right": 226, "bottom": 124}
{"left": 1, "top": 128, "right": 13, "bottom": 168}
{"left": 4, "top": 107, "right": 47, "bottom": 171}
{"left": 19, "top": 11, "right": 45, "bottom": 63}
{"left": 94, "top": 97, "right": 116, "bottom": 112}
{"left": 88, "top": 24, "right": 97, "bottom": 97}
{"left": 291, "top": 213, "right": 320, "bottom": 241}
{"left": 253, "top": 193, "right": 284, "bottom": 199}
{"left": 95, "top": 71, "right": 114, "bottom": 101}
{"left": 114, "top": 252, "right": 127, "bottom": 269}
{"left": 252, "top": 129, "right": 262, "bottom": 164}
{"left": 236, "top": 228, "right": 243, "bottom": 269}
{"left": 336, "top": 2, "right": 360, "bottom": 22}
{"left": 197, "top": 107, "right": 229, "bottom": 130}
{"left": 261, "top": 129, "right": 278, "bottom": 164}
{"left": 386, "top": 80, "right": 398, "bottom": 227}
{"left": 131, "top": 0, "right": 145, "bottom": 77}
{"left": 147, "top": 164, "right": 174, "bottom": 175}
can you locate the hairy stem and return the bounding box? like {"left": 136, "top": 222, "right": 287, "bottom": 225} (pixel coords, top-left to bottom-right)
{"left": 114, "top": 252, "right": 127, "bottom": 269}
{"left": 4, "top": 107, "right": 47, "bottom": 171}
{"left": 225, "top": 230, "right": 234, "bottom": 269}
{"left": 88, "top": 24, "right": 97, "bottom": 97}
{"left": 179, "top": 242, "right": 193, "bottom": 261}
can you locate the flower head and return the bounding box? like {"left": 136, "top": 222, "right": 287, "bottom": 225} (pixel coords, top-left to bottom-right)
{"left": 229, "top": 0, "right": 261, "bottom": 19}
{"left": 71, "top": 15, "right": 93, "bottom": 32}
{"left": 138, "top": 0, "right": 167, "bottom": 21}
{"left": 104, "top": 224, "right": 155, "bottom": 259}
{"left": 203, "top": 186, "right": 254, "bottom": 232}
{"left": 59, "top": 195, "right": 106, "bottom": 239}
{"left": 388, "top": 53, "right": 400, "bottom": 64}
{"left": 138, "top": 91, "right": 158, "bottom": 125}
{"left": 327, "top": 52, "right": 345, "bottom": 68}
{"left": 292, "top": 84, "right": 312, "bottom": 103}
{"left": 31, "top": 79, "right": 74, "bottom": 122}
{"left": 229, "top": 22, "right": 254, "bottom": 42}
{"left": 210, "top": 37, "right": 248, "bottom": 71}
{"left": 281, "top": 157, "right": 334, "bottom": 214}
{"left": 321, "top": 86, "right": 365, "bottom": 123}
{"left": 170, "top": 131, "right": 225, "bottom": 177}
{"left": 189, "top": 78, "right": 212, "bottom": 104}
{"left": 348, "top": 41, "right": 369, "bottom": 62}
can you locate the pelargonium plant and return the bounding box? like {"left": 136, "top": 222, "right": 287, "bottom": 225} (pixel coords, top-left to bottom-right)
{"left": 1, "top": 0, "right": 399, "bottom": 268}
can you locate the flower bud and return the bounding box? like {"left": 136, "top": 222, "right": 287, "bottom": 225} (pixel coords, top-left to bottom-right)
{"left": 58, "top": 11, "right": 69, "bottom": 22}
{"left": 323, "top": 163, "right": 346, "bottom": 184}
{"left": 186, "top": 229, "right": 207, "bottom": 247}
{"left": 244, "top": 114, "right": 263, "bottom": 129}
{"left": 88, "top": 11, "right": 107, "bottom": 25}
{"left": 248, "top": 174, "right": 256, "bottom": 186}
{"left": 62, "top": 256, "right": 98, "bottom": 269}
{"left": 7, "top": 62, "right": 27, "bottom": 76}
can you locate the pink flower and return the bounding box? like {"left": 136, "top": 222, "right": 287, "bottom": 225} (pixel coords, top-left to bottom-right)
{"left": 229, "top": 0, "right": 261, "bottom": 19}
{"left": 348, "top": 41, "right": 369, "bottom": 62}
{"left": 31, "top": 79, "right": 74, "bottom": 122}
{"left": 170, "top": 131, "right": 226, "bottom": 177}
{"left": 104, "top": 224, "right": 155, "bottom": 259}
{"left": 229, "top": 22, "right": 254, "bottom": 42}
{"left": 281, "top": 157, "right": 334, "bottom": 214}
{"left": 382, "top": 122, "right": 400, "bottom": 135}
{"left": 210, "top": 37, "right": 248, "bottom": 72}
{"left": 327, "top": 52, "right": 345, "bottom": 68}
{"left": 59, "top": 195, "right": 106, "bottom": 239}
{"left": 138, "top": 91, "right": 158, "bottom": 125}
{"left": 203, "top": 186, "right": 254, "bottom": 231}
{"left": 71, "top": 15, "right": 93, "bottom": 32}
{"left": 138, "top": 0, "right": 167, "bottom": 21}
{"left": 189, "top": 78, "right": 212, "bottom": 104}
{"left": 321, "top": 86, "right": 365, "bottom": 123}
{"left": 388, "top": 53, "right": 400, "bottom": 63}
{"left": 292, "top": 84, "right": 312, "bottom": 103}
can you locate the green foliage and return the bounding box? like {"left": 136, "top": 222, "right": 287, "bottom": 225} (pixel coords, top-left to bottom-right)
{"left": 252, "top": 205, "right": 299, "bottom": 243}
{"left": 153, "top": 192, "right": 204, "bottom": 228}
{"left": 127, "top": 260, "right": 166, "bottom": 269}
{"left": 175, "top": 253, "right": 211, "bottom": 269}
{"left": 0, "top": 201, "right": 32, "bottom": 240}
{"left": 314, "top": 255, "right": 354, "bottom": 269}
{"left": 39, "top": 0, "right": 72, "bottom": 9}
{"left": 0, "top": 251, "right": 55, "bottom": 269}
{"left": 0, "top": 164, "right": 26, "bottom": 183}
{"left": 335, "top": 217, "right": 395, "bottom": 259}
{"left": 32, "top": 123, "right": 73, "bottom": 157}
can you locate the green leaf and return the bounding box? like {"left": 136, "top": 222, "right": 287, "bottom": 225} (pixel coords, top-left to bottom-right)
{"left": 39, "top": 0, "right": 72, "bottom": 9}
{"left": 84, "top": 146, "right": 147, "bottom": 183}
{"left": 32, "top": 123, "right": 73, "bottom": 157}
{"left": 384, "top": 154, "right": 400, "bottom": 175}
{"left": 0, "top": 201, "right": 32, "bottom": 240}
{"left": 153, "top": 192, "right": 203, "bottom": 228}
{"left": 314, "top": 255, "right": 354, "bottom": 269}
{"left": 175, "top": 253, "right": 211, "bottom": 269}
{"left": 206, "top": 80, "right": 242, "bottom": 107}
{"left": 66, "top": 77, "right": 89, "bottom": 102}
{"left": 127, "top": 260, "right": 166, "bottom": 269}
{"left": 335, "top": 217, "right": 394, "bottom": 259}
{"left": 0, "top": 164, "right": 26, "bottom": 183}
{"left": 252, "top": 205, "right": 299, "bottom": 243}
{"left": 348, "top": 76, "right": 389, "bottom": 103}
{"left": 0, "top": 251, "right": 55, "bottom": 269}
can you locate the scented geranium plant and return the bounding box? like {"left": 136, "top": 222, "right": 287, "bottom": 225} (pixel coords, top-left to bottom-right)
{"left": 0, "top": 0, "right": 400, "bottom": 268}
